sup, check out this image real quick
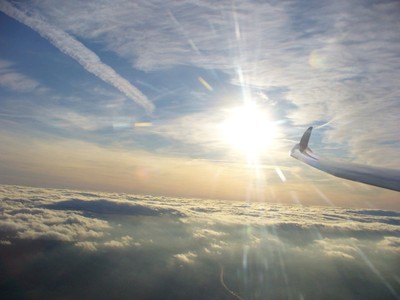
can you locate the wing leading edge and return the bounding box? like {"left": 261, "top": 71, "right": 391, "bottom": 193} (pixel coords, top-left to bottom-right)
{"left": 291, "top": 127, "right": 400, "bottom": 192}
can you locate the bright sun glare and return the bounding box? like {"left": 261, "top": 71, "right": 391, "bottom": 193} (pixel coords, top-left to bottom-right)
{"left": 221, "top": 103, "right": 276, "bottom": 160}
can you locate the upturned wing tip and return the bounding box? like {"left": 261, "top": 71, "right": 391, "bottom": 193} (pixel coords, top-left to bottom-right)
{"left": 299, "top": 126, "right": 313, "bottom": 152}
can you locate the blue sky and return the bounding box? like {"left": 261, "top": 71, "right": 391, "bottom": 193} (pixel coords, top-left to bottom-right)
{"left": 0, "top": 0, "right": 399, "bottom": 209}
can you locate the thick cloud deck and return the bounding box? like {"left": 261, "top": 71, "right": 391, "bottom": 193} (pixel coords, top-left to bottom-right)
{"left": 0, "top": 185, "right": 399, "bottom": 299}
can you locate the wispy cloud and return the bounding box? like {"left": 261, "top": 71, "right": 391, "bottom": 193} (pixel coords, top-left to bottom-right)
{"left": 173, "top": 251, "right": 197, "bottom": 264}
{"left": 0, "top": 59, "right": 45, "bottom": 93}
{"left": 104, "top": 235, "right": 134, "bottom": 248}
{"left": 23, "top": 0, "right": 400, "bottom": 166}
{"left": 0, "top": 1, "right": 154, "bottom": 113}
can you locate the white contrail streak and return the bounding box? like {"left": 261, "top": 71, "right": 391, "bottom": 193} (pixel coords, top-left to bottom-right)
{"left": 0, "top": 1, "right": 154, "bottom": 113}
{"left": 219, "top": 264, "right": 244, "bottom": 300}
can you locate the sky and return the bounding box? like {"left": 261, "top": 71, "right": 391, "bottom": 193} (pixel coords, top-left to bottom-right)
{"left": 0, "top": 185, "right": 399, "bottom": 299}
{"left": 0, "top": 0, "right": 399, "bottom": 209}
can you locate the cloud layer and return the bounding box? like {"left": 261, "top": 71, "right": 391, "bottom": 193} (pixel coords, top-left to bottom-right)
{"left": 0, "top": 184, "right": 399, "bottom": 299}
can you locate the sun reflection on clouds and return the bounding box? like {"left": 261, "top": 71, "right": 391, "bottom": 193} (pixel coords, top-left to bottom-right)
{"left": 308, "top": 49, "right": 329, "bottom": 69}
{"left": 134, "top": 122, "right": 153, "bottom": 127}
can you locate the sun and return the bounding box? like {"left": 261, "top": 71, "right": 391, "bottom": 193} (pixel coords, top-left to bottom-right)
{"left": 220, "top": 103, "right": 276, "bottom": 160}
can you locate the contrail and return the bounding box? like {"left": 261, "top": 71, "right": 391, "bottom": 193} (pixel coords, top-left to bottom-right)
{"left": 219, "top": 264, "right": 244, "bottom": 300}
{"left": 0, "top": 1, "right": 154, "bottom": 113}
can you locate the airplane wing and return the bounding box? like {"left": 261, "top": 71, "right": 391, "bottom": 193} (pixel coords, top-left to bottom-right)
{"left": 290, "top": 127, "right": 400, "bottom": 192}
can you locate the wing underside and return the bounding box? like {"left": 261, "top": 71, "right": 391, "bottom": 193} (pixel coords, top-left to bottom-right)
{"left": 291, "top": 127, "right": 400, "bottom": 192}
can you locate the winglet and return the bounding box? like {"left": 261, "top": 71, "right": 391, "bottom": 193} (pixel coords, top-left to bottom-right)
{"left": 299, "top": 126, "right": 313, "bottom": 153}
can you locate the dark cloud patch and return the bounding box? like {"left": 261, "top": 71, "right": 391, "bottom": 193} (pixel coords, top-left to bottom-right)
{"left": 349, "top": 210, "right": 400, "bottom": 217}
{"left": 1, "top": 238, "right": 397, "bottom": 300}
{"left": 219, "top": 247, "right": 398, "bottom": 300}
{"left": 321, "top": 213, "right": 349, "bottom": 221}
{"left": 42, "top": 199, "right": 185, "bottom": 217}
{"left": 0, "top": 240, "right": 228, "bottom": 300}
{"left": 73, "top": 192, "right": 103, "bottom": 198}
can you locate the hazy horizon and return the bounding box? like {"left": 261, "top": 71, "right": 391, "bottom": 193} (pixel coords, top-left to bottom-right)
{"left": 1, "top": 182, "right": 400, "bottom": 212}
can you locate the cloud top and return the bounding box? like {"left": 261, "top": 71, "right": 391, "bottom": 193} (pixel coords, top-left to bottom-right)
{"left": 0, "top": 184, "right": 399, "bottom": 299}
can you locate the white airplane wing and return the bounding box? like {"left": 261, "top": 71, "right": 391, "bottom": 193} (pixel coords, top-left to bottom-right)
{"left": 290, "top": 127, "right": 400, "bottom": 192}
